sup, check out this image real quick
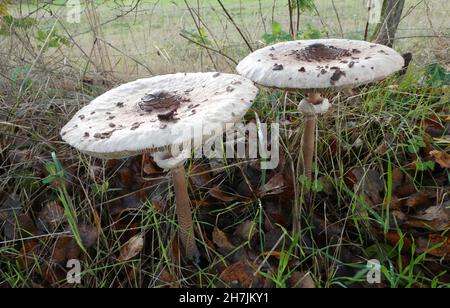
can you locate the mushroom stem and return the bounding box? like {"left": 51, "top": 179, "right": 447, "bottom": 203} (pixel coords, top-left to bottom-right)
{"left": 300, "top": 92, "right": 323, "bottom": 180}
{"left": 302, "top": 114, "right": 316, "bottom": 180}
{"left": 171, "top": 165, "right": 200, "bottom": 262}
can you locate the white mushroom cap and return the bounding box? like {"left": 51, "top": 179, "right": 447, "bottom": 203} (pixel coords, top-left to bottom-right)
{"left": 61, "top": 72, "right": 258, "bottom": 159}
{"left": 237, "top": 39, "right": 405, "bottom": 91}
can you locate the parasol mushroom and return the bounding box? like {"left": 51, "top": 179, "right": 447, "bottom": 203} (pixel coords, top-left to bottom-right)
{"left": 237, "top": 39, "right": 404, "bottom": 180}
{"left": 61, "top": 72, "right": 258, "bottom": 262}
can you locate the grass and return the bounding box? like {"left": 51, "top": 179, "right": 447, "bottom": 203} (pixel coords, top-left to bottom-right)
{"left": 1, "top": 1, "right": 449, "bottom": 288}
{"left": 2, "top": 64, "right": 448, "bottom": 288}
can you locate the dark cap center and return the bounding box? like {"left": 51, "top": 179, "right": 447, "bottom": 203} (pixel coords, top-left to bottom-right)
{"left": 291, "top": 44, "right": 353, "bottom": 62}
{"left": 139, "top": 90, "right": 182, "bottom": 112}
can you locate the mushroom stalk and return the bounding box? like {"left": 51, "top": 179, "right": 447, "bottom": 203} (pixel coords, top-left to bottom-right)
{"left": 300, "top": 92, "right": 325, "bottom": 180}
{"left": 302, "top": 114, "right": 316, "bottom": 180}
{"left": 171, "top": 165, "right": 200, "bottom": 262}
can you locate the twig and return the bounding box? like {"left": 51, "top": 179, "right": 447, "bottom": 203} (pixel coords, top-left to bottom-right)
{"left": 288, "top": 0, "right": 294, "bottom": 37}
{"left": 97, "top": 38, "right": 154, "bottom": 75}
{"left": 216, "top": 0, "right": 253, "bottom": 52}
{"left": 183, "top": 0, "right": 218, "bottom": 71}
{"left": 179, "top": 33, "right": 238, "bottom": 65}
{"left": 331, "top": 0, "right": 344, "bottom": 38}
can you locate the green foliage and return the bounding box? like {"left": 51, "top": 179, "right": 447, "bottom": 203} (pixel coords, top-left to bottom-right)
{"left": 405, "top": 135, "right": 426, "bottom": 154}
{"left": 10, "top": 64, "right": 33, "bottom": 89}
{"left": 0, "top": 15, "right": 36, "bottom": 35}
{"left": 424, "top": 63, "right": 450, "bottom": 87}
{"left": 298, "top": 175, "right": 324, "bottom": 193}
{"left": 42, "top": 152, "right": 87, "bottom": 254}
{"left": 415, "top": 160, "right": 435, "bottom": 172}
{"left": 400, "top": 135, "right": 435, "bottom": 171}
{"left": 180, "top": 27, "right": 212, "bottom": 46}
{"left": 0, "top": 0, "right": 11, "bottom": 17}
{"left": 262, "top": 22, "right": 291, "bottom": 44}
{"left": 301, "top": 23, "right": 321, "bottom": 39}
{"left": 36, "top": 29, "right": 71, "bottom": 49}
{"left": 262, "top": 22, "right": 322, "bottom": 44}
{"left": 291, "top": 0, "right": 316, "bottom": 11}
{"left": 0, "top": 14, "right": 70, "bottom": 49}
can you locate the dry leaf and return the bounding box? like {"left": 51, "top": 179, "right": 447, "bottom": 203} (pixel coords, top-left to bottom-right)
{"left": 18, "top": 240, "right": 40, "bottom": 268}
{"left": 37, "top": 201, "right": 65, "bottom": 232}
{"left": 219, "top": 262, "right": 265, "bottom": 288}
{"left": 189, "top": 164, "right": 212, "bottom": 188}
{"left": 288, "top": 271, "right": 316, "bottom": 288}
{"left": 417, "top": 234, "right": 450, "bottom": 258}
{"left": 212, "top": 227, "right": 235, "bottom": 255}
{"left": 407, "top": 205, "right": 450, "bottom": 231}
{"left": 52, "top": 236, "right": 81, "bottom": 264}
{"left": 405, "top": 192, "right": 431, "bottom": 208}
{"left": 391, "top": 167, "right": 404, "bottom": 194}
{"left": 257, "top": 174, "right": 285, "bottom": 197}
{"left": 385, "top": 232, "right": 412, "bottom": 250}
{"left": 209, "top": 186, "right": 237, "bottom": 202}
{"left": 119, "top": 234, "right": 144, "bottom": 261}
{"left": 142, "top": 154, "right": 161, "bottom": 175}
{"left": 78, "top": 224, "right": 99, "bottom": 248}
{"left": 233, "top": 220, "right": 257, "bottom": 244}
{"left": 348, "top": 168, "right": 384, "bottom": 205}
{"left": 261, "top": 251, "right": 282, "bottom": 259}
{"left": 429, "top": 150, "right": 450, "bottom": 168}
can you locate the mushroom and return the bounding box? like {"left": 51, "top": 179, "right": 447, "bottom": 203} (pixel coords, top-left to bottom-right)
{"left": 60, "top": 72, "right": 258, "bottom": 262}
{"left": 237, "top": 39, "right": 404, "bottom": 180}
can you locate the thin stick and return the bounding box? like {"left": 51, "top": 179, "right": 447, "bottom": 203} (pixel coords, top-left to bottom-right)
{"left": 331, "top": 0, "right": 344, "bottom": 38}
{"left": 216, "top": 0, "right": 253, "bottom": 52}
{"left": 288, "top": 0, "right": 294, "bottom": 38}
{"left": 179, "top": 33, "right": 238, "bottom": 65}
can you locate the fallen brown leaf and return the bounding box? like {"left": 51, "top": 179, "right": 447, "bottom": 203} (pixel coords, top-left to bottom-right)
{"left": 18, "top": 240, "right": 40, "bottom": 268}
{"left": 219, "top": 262, "right": 265, "bottom": 288}
{"left": 407, "top": 205, "right": 450, "bottom": 231}
{"left": 52, "top": 236, "right": 81, "bottom": 264}
{"left": 417, "top": 234, "right": 450, "bottom": 258}
{"left": 405, "top": 192, "right": 431, "bottom": 209}
{"left": 348, "top": 168, "right": 384, "bottom": 205}
{"left": 385, "top": 232, "right": 412, "bottom": 250}
{"left": 142, "top": 154, "right": 161, "bottom": 175}
{"left": 37, "top": 201, "right": 65, "bottom": 232}
{"left": 257, "top": 174, "right": 285, "bottom": 198}
{"left": 118, "top": 233, "right": 144, "bottom": 261}
{"left": 288, "top": 271, "right": 316, "bottom": 288}
{"left": 429, "top": 150, "right": 450, "bottom": 168}
{"left": 209, "top": 186, "right": 237, "bottom": 202}
{"left": 212, "top": 227, "right": 236, "bottom": 255}
{"left": 78, "top": 223, "right": 98, "bottom": 248}
{"left": 233, "top": 220, "right": 257, "bottom": 244}
{"left": 189, "top": 164, "right": 213, "bottom": 188}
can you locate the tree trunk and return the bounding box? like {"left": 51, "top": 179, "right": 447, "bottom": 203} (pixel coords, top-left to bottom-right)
{"left": 372, "top": 0, "right": 405, "bottom": 47}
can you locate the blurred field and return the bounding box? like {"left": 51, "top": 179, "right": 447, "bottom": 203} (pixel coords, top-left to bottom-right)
{"left": 5, "top": 0, "right": 450, "bottom": 78}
